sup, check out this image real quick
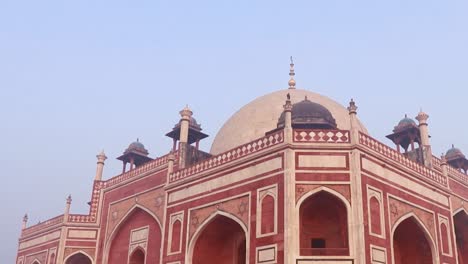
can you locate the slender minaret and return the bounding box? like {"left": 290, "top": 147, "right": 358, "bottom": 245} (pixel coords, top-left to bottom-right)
{"left": 179, "top": 105, "right": 192, "bottom": 169}
{"left": 64, "top": 195, "right": 72, "bottom": 222}
{"left": 22, "top": 214, "right": 28, "bottom": 230}
{"left": 95, "top": 150, "right": 107, "bottom": 181}
{"left": 348, "top": 99, "right": 359, "bottom": 144}
{"left": 288, "top": 56, "right": 296, "bottom": 89}
{"left": 416, "top": 110, "right": 432, "bottom": 168}
{"left": 283, "top": 93, "right": 293, "bottom": 143}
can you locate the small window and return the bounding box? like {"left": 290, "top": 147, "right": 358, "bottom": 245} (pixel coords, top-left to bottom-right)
{"left": 311, "top": 238, "right": 326, "bottom": 248}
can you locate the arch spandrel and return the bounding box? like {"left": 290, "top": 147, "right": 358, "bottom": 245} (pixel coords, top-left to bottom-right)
{"left": 451, "top": 195, "right": 468, "bottom": 215}
{"left": 188, "top": 211, "right": 248, "bottom": 264}
{"left": 106, "top": 188, "right": 165, "bottom": 239}
{"left": 105, "top": 206, "right": 162, "bottom": 264}
{"left": 188, "top": 195, "right": 249, "bottom": 241}
{"left": 63, "top": 249, "right": 94, "bottom": 263}
{"left": 296, "top": 184, "right": 351, "bottom": 204}
{"left": 392, "top": 215, "right": 437, "bottom": 264}
{"left": 388, "top": 197, "right": 436, "bottom": 241}
{"left": 25, "top": 253, "right": 47, "bottom": 264}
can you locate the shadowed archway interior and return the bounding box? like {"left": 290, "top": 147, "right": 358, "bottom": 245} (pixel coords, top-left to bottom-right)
{"left": 65, "top": 253, "right": 92, "bottom": 264}
{"left": 299, "top": 191, "right": 349, "bottom": 256}
{"left": 129, "top": 248, "right": 145, "bottom": 264}
{"left": 192, "top": 215, "right": 246, "bottom": 264}
{"left": 393, "top": 217, "right": 433, "bottom": 264}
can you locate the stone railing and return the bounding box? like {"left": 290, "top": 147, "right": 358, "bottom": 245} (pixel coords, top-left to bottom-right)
{"left": 21, "top": 214, "right": 64, "bottom": 237}
{"left": 431, "top": 156, "right": 442, "bottom": 171}
{"left": 103, "top": 153, "right": 172, "bottom": 188}
{"left": 68, "top": 214, "right": 95, "bottom": 223}
{"left": 170, "top": 130, "right": 284, "bottom": 183}
{"left": 447, "top": 166, "right": 468, "bottom": 185}
{"left": 359, "top": 132, "right": 447, "bottom": 186}
{"left": 293, "top": 129, "right": 350, "bottom": 143}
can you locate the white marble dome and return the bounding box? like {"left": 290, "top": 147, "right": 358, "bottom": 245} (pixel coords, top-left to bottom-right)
{"left": 210, "top": 88, "right": 368, "bottom": 154}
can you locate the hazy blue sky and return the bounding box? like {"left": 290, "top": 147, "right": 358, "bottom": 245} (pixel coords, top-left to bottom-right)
{"left": 1, "top": 0, "right": 467, "bottom": 262}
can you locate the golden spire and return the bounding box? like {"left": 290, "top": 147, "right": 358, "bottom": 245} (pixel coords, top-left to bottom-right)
{"left": 288, "top": 56, "right": 296, "bottom": 89}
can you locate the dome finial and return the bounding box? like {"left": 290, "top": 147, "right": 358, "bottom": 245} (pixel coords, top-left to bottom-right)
{"left": 288, "top": 56, "right": 296, "bottom": 89}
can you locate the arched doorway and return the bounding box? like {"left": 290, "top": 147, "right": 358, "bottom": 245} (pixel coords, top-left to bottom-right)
{"left": 454, "top": 210, "right": 468, "bottom": 264}
{"left": 299, "top": 191, "right": 349, "bottom": 256}
{"left": 65, "top": 252, "right": 92, "bottom": 264}
{"left": 129, "top": 248, "right": 145, "bottom": 264}
{"left": 108, "top": 207, "right": 162, "bottom": 264}
{"left": 393, "top": 216, "right": 434, "bottom": 264}
{"left": 192, "top": 214, "right": 246, "bottom": 264}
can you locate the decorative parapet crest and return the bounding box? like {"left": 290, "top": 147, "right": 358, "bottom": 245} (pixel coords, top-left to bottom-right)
{"left": 359, "top": 132, "right": 447, "bottom": 187}
{"left": 21, "top": 215, "right": 63, "bottom": 237}
{"left": 23, "top": 154, "right": 173, "bottom": 233}
{"left": 169, "top": 130, "right": 284, "bottom": 183}
{"left": 103, "top": 153, "right": 172, "bottom": 188}
{"left": 293, "top": 129, "right": 350, "bottom": 143}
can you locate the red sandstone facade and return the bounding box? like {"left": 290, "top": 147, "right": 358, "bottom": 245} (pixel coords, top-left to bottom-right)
{"left": 15, "top": 67, "right": 468, "bottom": 264}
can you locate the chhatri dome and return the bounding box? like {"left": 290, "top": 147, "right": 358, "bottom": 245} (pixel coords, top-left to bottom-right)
{"left": 210, "top": 59, "right": 368, "bottom": 154}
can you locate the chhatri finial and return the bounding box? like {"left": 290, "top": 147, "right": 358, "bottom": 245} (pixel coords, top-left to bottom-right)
{"left": 180, "top": 105, "right": 193, "bottom": 119}
{"left": 348, "top": 98, "right": 358, "bottom": 114}
{"left": 288, "top": 56, "right": 296, "bottom": 89}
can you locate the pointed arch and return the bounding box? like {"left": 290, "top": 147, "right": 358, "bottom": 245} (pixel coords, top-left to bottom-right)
{"left": 391, "top": 213, "right": 438, "bottom": 264}
{"left": 296, "top": 186, "right": 351, "bottom": 256}
{"left": 453, "top": 207, "right": 468, "bottom": 217}
{"left": 260, "top": 193, "right": 276, "bottom": 234}
{"left": 128, "top": 246, "right": 146, "bottom": 264}
{"left": 63, "top": 251, "right": 93, "bottom": 264}
{"left": 48, "top": 252, "right": 56, "bottom": 264}
{"left": 31, "top": 260, "right": 41, "bottom": 264}
{"left": 104, "top": 205, "right": 162, "bottom": 264}
{"left": 106, "top": 204, "right": 163, "bottom": 246}
{"left": 454, "top": 210, "right": 468, "bottom": 264}
{"left": 296, "top": 186, "right": 351, "bottom": 210}
{"left": 169, "top": 217, "right": 183, "bottom": 254}
{"left": 187, "top": 211, "right": 249, "bottom": 264}
{"left": 369, "top": 196, "right": 382, "bottom": 235}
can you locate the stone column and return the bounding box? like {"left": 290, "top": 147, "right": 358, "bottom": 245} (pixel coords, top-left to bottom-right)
{"left": 22, "top": 214, "right": 28, "bottom": 230}
{"left": 348, "top": 99, "right": 359, "bottom": 144}
{"left": 348, "top": 99, "right": 366, "bottom": 263}
{"left": 166, "top": 152, "right": 176, "bottom": 184}
{"left": 64, "top": 195, "right": 72, "bottom": 222}
{"left": 441, "top": 155, "right": 448, "bottom": 177}
{"left": 95, "top": 150, "right": 107, "bottom": 181}
{"left": 179, "top": 106, "right": 192, "bottom": 169}
{"left": 282, "top": 95, "right": 297, "bottom": 262}
{"left": 416, "top": 111, "right": 433, "bottom": 168}
{"left": 283, "top": 94, "right": 293, "bottom": 142}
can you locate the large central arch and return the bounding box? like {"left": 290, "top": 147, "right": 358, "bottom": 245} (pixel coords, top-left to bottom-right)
{"left": 189, "top": 212, "right": 248, "bottom": 264}
{"left": 392, "top": 214, "right": 436, "bottom": 264}
{"left": 106, "top": 206, "right": 162, "bottom": 264}
{"left": 297, "top": 188, "right": 350, "bottom": 256}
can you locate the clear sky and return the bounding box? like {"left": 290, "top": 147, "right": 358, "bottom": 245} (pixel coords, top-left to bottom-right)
{"left": 1, "top": 0, "right": 467, "bottom": 262}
